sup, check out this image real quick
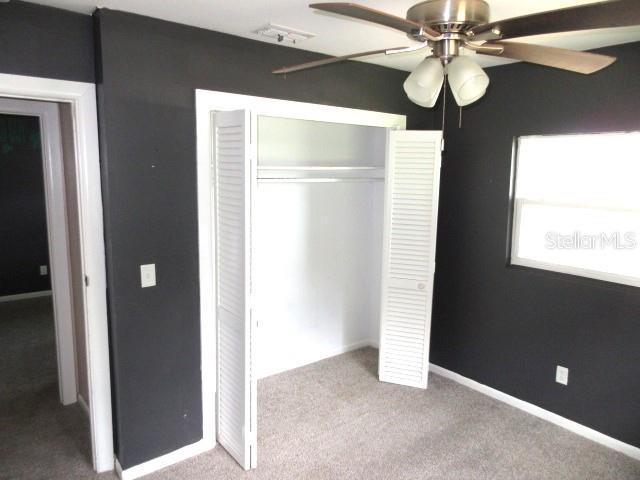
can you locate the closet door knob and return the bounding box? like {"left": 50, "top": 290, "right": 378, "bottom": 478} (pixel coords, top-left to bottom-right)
{"left": 417, "top": 283, "right": 426, "bottom": 290}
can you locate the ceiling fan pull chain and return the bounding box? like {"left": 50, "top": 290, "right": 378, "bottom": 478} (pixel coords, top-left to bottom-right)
{"left": 439, "top": 74, "right": 448, "bottom": 151}
{"left": 441, "top": 73, "right": 447, "bottom": 132}
{"left": 459, "top": 106, "right": 463, "bottom": 129}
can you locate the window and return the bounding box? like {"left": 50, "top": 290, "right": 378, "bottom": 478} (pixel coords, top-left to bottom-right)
{"left": 510, "top": 132, "right": 640, "bottom": 288}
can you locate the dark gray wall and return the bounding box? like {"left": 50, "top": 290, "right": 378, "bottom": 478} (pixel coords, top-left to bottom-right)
{"left": 0, "top": 114, "right": 50, "bottom": 296}
{"left": 431, "top": 41, "right": 640, "bottom": 449}
{"left": 7, "top": 0, "right": 637, "bottom": 466}
{"left": 0, "top": 1, "right": 94, "bottom": 83}
{"left": 93, "top": 9, "right": 432, "bottom": 468}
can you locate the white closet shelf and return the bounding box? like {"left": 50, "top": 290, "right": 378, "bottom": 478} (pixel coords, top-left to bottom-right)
{"left": 258, "top": 177, "right": 384, "bottom": 183}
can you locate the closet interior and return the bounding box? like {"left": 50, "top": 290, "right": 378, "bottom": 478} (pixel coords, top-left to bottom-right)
{"left": 212, "top": 100, "right": 442, "bottom": 471}
{"left": 254, "top": 115, "right": 388, "bottom": 378}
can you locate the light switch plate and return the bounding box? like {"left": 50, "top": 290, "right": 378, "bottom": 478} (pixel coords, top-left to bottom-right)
{"left": 140, "top": 264, "right": 156, "bottom": 288}
{"left": 556, "top": 366, "right": 569, "bottom": 386}
{"left": 40, "top": 265, "right": 48, "bottom": 276}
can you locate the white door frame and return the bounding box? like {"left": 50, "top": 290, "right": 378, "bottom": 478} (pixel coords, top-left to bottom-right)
{"left": 195, "top": 89, "right": 406, "bottom": 454}
{"left": 0, "top": 97, "right": 77, "bottom": 405}
{"left": 0, "top": 73, "right": 114, "bottom": 473}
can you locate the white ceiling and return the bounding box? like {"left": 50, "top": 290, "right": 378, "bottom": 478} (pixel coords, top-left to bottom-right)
{"left": 31, "top": 0, "right": 640, "bottom": 71}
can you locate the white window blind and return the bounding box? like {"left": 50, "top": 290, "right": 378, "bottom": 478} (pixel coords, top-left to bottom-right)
{"left": 511, "top": 132, "right": 640, "bottom": 287}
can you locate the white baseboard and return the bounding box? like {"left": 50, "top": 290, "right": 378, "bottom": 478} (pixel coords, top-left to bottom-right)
{"left": 0, "top": 290, "right": 52, "bottom": 303}
{"left": 259, "top": 339, "right": 375, "bottom": 379}
{"left": 77, "top": 394, "right": 90, "bottom": 418}
{"left": 115, "top": 438, "right": 216, "bottom": 480}
{"left": 429, "top": 363, "right": 640, "bottom": 462}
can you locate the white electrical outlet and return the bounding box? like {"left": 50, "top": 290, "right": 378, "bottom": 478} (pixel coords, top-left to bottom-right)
{"left": 140, "top": 264, "right": 156, "bottom": 288}
{"left": 556, "top": 366, "right": 569, "bottom": 385}
{"left": 40, "top": 265, "right": 48, "bottom": 276}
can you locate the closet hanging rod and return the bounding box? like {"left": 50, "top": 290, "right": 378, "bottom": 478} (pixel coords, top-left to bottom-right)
{"left": 257, "top": 166, "right": 383, "bottom": 171}
{"left": 257, "top": 177, "right": 385, "bottom": 183}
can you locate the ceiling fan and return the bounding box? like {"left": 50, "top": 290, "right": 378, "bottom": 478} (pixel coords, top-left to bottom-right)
{"left": 273, "top": 0, "right": 640, "bottom": 107}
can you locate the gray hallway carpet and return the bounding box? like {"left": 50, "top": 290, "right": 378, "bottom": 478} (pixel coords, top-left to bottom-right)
{"left": 0, "top": 297, "right": 95, "bottom": 480}
{"left": 2, "top": 299, "right": 638, "bottom": 479}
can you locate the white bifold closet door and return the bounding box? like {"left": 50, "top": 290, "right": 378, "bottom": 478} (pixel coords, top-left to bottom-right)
{"left": 379, "top": 130, "right": 443, "bottom": 389}
{"left": 214, "top": 110, "right": 257, "bottom": 470}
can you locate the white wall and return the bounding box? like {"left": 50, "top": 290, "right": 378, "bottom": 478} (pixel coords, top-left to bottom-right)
{"left": 258, "top": 115, "right": 387, "bottom": 167}
{"left": 253, "top": 117, "right": 386, "bottom": 378}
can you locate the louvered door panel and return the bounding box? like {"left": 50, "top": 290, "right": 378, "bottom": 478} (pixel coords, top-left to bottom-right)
{"left": 215, "top": 110, "right": 256, "bottom": 469}
{"left": 379, "top": 130, "right": 442, "bottom": 389}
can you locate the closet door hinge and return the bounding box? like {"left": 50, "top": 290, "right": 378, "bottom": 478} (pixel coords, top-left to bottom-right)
{"left": 84, "top": 275, "right": 90, "bottom": 287}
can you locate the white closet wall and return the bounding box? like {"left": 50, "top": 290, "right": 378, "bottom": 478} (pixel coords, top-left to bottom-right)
{"left": 253, "top": 116, "right": 386, "bottom": 378}
{"left": 258, "top": 116, "right": 386, "bottom": 166}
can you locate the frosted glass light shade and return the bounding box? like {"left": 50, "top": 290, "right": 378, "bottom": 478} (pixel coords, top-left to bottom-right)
{"left": 446, "top": 56, "right": 489, "bottom": 106}
{"left": 403, "top": 57, "right": 444, "bottom": 108}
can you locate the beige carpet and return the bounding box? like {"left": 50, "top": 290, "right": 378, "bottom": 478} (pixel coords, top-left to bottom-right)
{"left": 2, "top": 299, "right": 639, "bottom": 479}
{"left": 149, "top": 348, "right": 640, "bottom": 480}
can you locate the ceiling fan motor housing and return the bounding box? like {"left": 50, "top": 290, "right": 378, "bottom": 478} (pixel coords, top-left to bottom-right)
{"left": 407, "top": 0, "right": 490, "bottom": 61}
{"left": 407, "top": 0, "right": 490, "bottom": 33}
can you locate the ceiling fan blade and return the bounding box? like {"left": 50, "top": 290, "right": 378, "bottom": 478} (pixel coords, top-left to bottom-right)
{"left": 469, "top": 0, "right": 640, "bottom": 40}
{"left": 273, "top": 47, "right": 407, "bottom": 74}
{"left": 480, "top": 41, "right": 617, "bottom": 74}
{"left": 310, "top": 2, "right": 441, "bottom": 37}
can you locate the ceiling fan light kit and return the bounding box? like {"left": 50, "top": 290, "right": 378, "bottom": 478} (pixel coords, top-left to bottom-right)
{"left": 446, "top": 56, "right": 490, "bottom": 107}
{"left": 403, "top": 57, "right": 444, "bottom": 108}
{"left": 273, "top": 0, "right": 640, "bottom": 108}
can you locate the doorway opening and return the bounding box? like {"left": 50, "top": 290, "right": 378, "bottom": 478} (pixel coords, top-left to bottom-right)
{"left": 0, "top": 98, "right": 94, "bottom": 475}
{"left": 0, "top": 73, "right": 112, "bottom": 475}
